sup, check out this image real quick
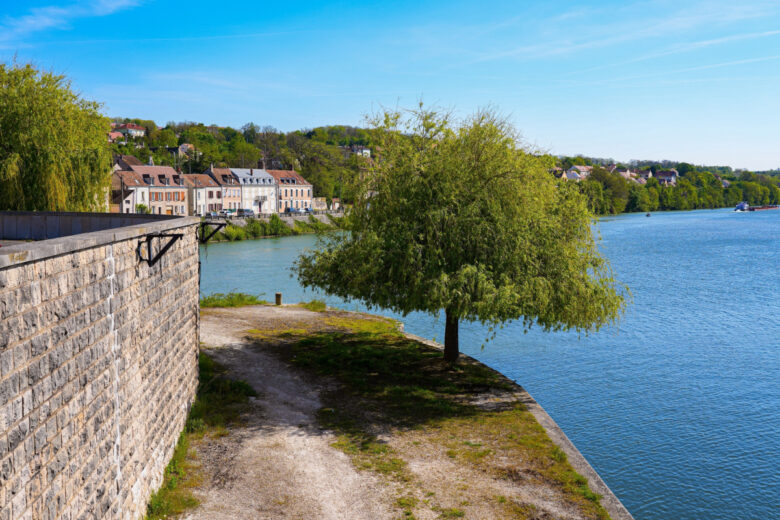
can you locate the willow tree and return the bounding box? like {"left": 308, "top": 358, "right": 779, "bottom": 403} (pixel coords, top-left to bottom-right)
{"left": 0, "top": 63, "right": 111, "bottom": 211}
{"left": 296, "top": 107, "right": 626, "bottom": 361}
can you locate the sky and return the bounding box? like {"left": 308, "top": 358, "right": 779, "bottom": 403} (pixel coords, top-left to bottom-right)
{"left": 2, "top": 0, "right": 780, "bottom": 170}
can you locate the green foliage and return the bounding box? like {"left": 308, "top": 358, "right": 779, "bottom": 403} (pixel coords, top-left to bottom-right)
{"left": 268, "top": 214, "right": 294, "bottom": 236}
{"left": 135, "top": 203, "right": 151, "bottom": 214}
{"left": 244, "top": 218, "right": 267, "bottom": 238}
{"left": 223, "top": 223, "right": 247, "bottom": 241}
{"left": 199, "top": 292, "right": 266, "bottom": 308}
{"left": 296, "top": 106, "right": 626, "bottom": 359}
{"left": 0, "top": 62, "right": 111, "bottom": 211}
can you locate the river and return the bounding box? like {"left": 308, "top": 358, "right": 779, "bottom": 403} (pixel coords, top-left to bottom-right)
{"left": 199, "top": 208, "right": 780, "bottom": 520}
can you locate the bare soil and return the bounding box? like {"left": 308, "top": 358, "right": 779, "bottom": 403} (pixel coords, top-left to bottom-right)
{"left": 186, "top": 306, "right": 395, "bottom": 520}
{"left": 186, "top": 305, "right": 623, "bottom": 520}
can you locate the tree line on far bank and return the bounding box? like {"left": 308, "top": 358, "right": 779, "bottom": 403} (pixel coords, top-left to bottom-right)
{"left": 571, "top": 165, "right": 780, "bottom": 215}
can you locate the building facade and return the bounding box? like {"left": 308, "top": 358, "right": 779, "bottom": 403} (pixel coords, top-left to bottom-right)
{"left": 228, "top": 168, "right": 276, "bottom": 214}
{"left": 205, "top": 166, "right": 242, "bottom": 211}
{"left": 111, "top": 170, "right": 150, "bottom": 213}
{"left": 125, "top": 165, "right": 188, "bottom": 216}
{"left": 267, "top": 170, "right": 313, "bottom": 212}
{"left": 182, "top": 174, "right": 222, "bottom": 215}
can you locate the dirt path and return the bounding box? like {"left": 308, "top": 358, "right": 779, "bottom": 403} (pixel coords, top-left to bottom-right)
{"left": 186, "top": 306, "right": 395, "bottom": 520}
{"left": 188, "top": 305, "right": 634, "bottom": 520}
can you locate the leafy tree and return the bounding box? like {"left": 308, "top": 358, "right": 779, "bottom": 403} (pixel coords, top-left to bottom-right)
{"left": 0, "top": 63, "right": 111, "bottom": 211}
{"left": 579, "top": 180, "right": 608, "bottom": 214}
{"left": 135, "top": 203, "right": 151, "bottom": 214}
{"left": 627, "top": 184, "right": 651, "bottom": 212}
{"left": 156, "top": 128, "right": 178, "bottom": 148}
{"left": 296, "top": 107, "right": 626, "bottom": 361}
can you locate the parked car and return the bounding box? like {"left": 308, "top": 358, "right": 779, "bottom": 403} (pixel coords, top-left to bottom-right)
{"left": 206, "top": 211, "right": 219, "bottom": 218}
{"left": 284, "top": 207, "right": 301, "bottom": 214}
{"left": 219, "top": 209, "right": 235, "bottom": 218}
{"left": 303, "top": 207, "right": 312, "bottom": 214}
{"left": 237, "top": 208, "right": 255, "bottom": 218}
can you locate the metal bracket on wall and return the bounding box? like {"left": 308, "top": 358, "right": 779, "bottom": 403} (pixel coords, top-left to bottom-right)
{"left": 137, "top": 233, "right": 183, "bottom": 266}
{"left": 198, "top": 221, "right": 226, "bottom": 243}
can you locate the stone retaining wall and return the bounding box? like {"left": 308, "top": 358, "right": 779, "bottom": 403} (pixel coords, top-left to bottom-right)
{"left": 0, "top": 213, "right": 201, "bottom": 520}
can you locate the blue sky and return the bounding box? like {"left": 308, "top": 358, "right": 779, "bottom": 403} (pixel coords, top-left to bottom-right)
{"left": 2, "top": 0, "right": 780, "bottom": 170}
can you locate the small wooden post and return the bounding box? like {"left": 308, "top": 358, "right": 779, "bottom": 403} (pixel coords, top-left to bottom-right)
{"left": 275, "top": 292, "right": 282, "bottom": 306}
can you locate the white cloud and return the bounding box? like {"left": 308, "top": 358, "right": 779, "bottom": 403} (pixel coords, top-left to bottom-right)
{"left": 0, "top": 0, "right": 143, "bottom": 44}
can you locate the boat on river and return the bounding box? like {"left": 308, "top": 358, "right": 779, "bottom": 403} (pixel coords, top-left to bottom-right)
{"left": 735, "top": 201, "right": 779, "bottom": 212}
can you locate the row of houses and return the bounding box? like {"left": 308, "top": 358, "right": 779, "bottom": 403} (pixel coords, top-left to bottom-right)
{"left": 554, "top": 165, "right": 680, "bottom": 186}
{"left": 110, "top": 155, "right": 333, "bottom": 216}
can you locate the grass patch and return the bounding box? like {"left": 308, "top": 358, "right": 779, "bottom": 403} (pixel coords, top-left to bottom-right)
{"left": 145, "top": 433, "right": 200, "bottom": 519}
{"left": 199, "top": 292, "right": 267, "bottom": 308}
{"left": 298, "top": 299, "right": 327, "bottom": 312}
{"left": 322, "top": 315, "right": 400, "bottom": 335}
{"left": 261, "top": 319, "right": 610, "bottom": 520}
{"left": 145, "top": 353, "right": 256, "bottom": 519}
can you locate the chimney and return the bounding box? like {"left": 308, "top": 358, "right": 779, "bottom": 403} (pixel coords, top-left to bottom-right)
{"left": 250, "top": 168, "right": 253, "bottom": 176}
{"left": 148, "top": 155, "right": 154, "bottom": 166}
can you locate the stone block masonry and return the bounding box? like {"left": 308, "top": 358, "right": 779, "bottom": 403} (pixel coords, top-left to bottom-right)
{"left": 0, "top": 212, "right": 201, "bottom": 520}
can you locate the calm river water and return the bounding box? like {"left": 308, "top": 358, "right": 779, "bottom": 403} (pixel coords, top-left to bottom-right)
{"left": 200, "top": 209, "right": 780, "bottom": 520}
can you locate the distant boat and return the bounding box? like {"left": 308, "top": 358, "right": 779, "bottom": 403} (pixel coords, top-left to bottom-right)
{"left": 735, "top": 201, "right": 779, "bottom": 212}
{"left": 646, "top": 212, "right": 651, "bottom": 217}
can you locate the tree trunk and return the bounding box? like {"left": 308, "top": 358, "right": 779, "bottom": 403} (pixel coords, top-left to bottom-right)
{"left": 444, "top": 310, "right": 459, "bottom": 363}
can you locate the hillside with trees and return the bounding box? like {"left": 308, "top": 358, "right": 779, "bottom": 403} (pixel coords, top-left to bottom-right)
{"left": 111, "top": 117, "right": 779, "bottom": 216}
{"left": 110, "top": 119, "right": 369, "bottom": 202}
{"left": 556, "top": 158, "right": 780, "bottom": 215}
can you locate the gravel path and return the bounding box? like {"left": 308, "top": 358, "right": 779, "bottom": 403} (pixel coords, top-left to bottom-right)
{"left": 185, "top": 307, "right": 394, "bottom": 520}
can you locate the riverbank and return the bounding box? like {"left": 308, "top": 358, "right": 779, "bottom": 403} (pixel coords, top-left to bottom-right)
{"left": 163, "top": 304, "right": 633, "bottom": 519}
{"left": 201, "top": 213, "right": 343, "bottom": 242}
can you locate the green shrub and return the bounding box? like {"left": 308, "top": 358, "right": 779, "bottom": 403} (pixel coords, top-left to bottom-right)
{"left": 244, "top": 218, "right": 266, "bottom": 238}
{"left": 223, "top": 224, "right": 246, "bottom": 241}
{"left": 268, "top": 214, "right": 293, "bottom": 236}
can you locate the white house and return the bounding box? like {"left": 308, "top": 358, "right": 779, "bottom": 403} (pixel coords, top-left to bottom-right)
{"left": 115, "top": 123, "right": 146, "bottom": 139}
{"left": 183, "top": 174, "right": 222, "bottom": 215}
{"left": 231, "top": 168, "right": 277, "bottom": 214}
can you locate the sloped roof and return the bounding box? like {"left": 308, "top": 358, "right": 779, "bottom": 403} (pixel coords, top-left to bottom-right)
{"left": 206, "top": 167, "right": 239, "bottom": 186}
{"left": 182, "top": 174, "right": 219, "bottom": 188}
{"left": 230, "top": 168, "right": 275, "bottom": 185}
{"left": 128, "top": 164, "right": 178, "bottom": 176}
{"left": 267, "top": 169, "right": 312, "bottom": 186}
{"left": 113, "top": 170, "right": 145, "bottom": 187}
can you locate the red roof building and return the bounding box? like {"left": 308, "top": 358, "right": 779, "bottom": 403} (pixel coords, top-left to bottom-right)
{"left": 267, "top": 170, "right": 313, "bottom": 212}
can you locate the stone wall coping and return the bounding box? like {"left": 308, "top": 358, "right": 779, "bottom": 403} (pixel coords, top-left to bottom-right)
{"left": 0, "top": 214, "right": 200, "bottom": 270}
